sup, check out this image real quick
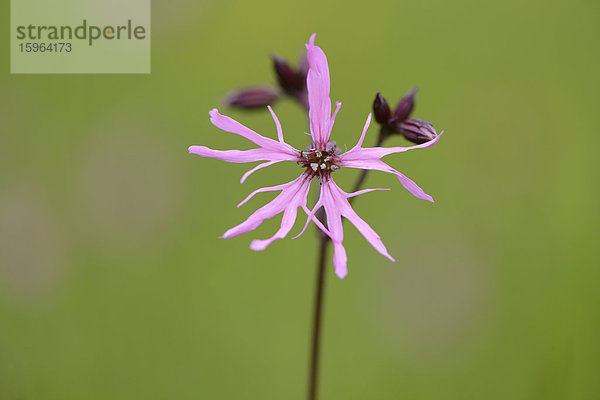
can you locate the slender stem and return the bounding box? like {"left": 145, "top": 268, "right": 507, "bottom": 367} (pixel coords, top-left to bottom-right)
{"left": 307, "top": 126, "right": 389, "bottom": 400}
{"left": 308, "top": 233, "right": 329, "bottom": 400}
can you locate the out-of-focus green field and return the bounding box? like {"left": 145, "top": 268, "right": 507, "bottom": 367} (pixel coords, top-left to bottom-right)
{"left": 1, "top": 0, "right": 599, "bottom": 398}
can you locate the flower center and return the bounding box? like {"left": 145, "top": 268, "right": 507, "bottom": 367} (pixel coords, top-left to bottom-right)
{"left": 298, "top": 143, "right": 340, "bottom": 178}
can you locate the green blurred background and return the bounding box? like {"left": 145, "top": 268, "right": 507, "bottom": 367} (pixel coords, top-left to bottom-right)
{"left": 1, "top": 0, "right": 599, "bottom": 398}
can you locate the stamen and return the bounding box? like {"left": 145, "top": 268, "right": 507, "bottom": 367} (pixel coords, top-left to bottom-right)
{"left": 299, "top": 147, "right": 341, "bottom": 175}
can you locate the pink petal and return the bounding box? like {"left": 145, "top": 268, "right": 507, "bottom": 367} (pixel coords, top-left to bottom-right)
{"left": 326, "top": 102, "right": 341, "bottom": 140}
{"left": 346, "top": 188, "right": 390, "bottom": 198}
{"left": 221, "top": 173, "right": 311, "bottom": 240}
{"left": 267, "top": 105, "right": 285, "bottom": 144}
{"left": 394, "top": 170, "right": 434, "bottom": 203}
{"left": 292, "top": 204, "right": 331, "bottom": 240}
{"left": 209, "top": 109, "right": 298, "bottom": 156}
{"left": 237, "top": 183, "right": 289, "bottom": 208}
{"left": 188, "top": 146, "right": 292, "bottom": 163}
{"left": 294, "top": 179, "right": 346, "bottom": 276}
{"left": 240, "top": 160, "right": 282, "bottom": 183}
{"left": 305, "top": 34, "right": 332, "bottom": 147}
{"left": 250, "top": 177, "right": 312, "bottom": 250}
{"left": 324, "top": 180, "right": 395, "bottom": 262}
{"left": 332, "top": 242, "right": 348, "bottom": 279}
{"left": 320, "top": 184, "right": 347, "bottom": 278}
{"left": 296, "top": 179, "right": 393, "bottom": 278}
{"left": 250, "top": 206, "right": 300, "bottom": 251}
{"left": 342, "top": 131, "right": 443, "bottom": 161}
{"left": 293, "top": 199, "right": 327, "bottom": 240}
{"left": 351, "top": 113, "right": 372, "bottom": 151}
{"left": 338, "top": 158, "right": 434, "bottom": 202}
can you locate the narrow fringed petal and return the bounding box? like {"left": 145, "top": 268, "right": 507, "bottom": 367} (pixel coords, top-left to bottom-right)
{"left": 190, "top": 110, "right": 301, "bottom": 183}
{"left": 222, "top": 173, "right": 311, "bottom": 245}
{"left": 300, "top": 179, "right": 394, "bottom": 279}
{"left": 320, "top": 186, "right": 347, "bottom": 278}
{"left": 249, "top": 175, "right": 311, "bottom": 249}
{"left": 394, "top": 170, "right": 434, "bottom": 203}
{"left": 240, "top": 160, "right": 282, "bottom": 183}
{"left": 305, "top": 34, "right": 332, "bottom": 147}
{"left": 326, "top": 102, "right": 342, "bottom": 140}
{"left": 335, "top": 114, "right": 441, "bottom": 203}
{"left": 351, "top": 113, "right": 372, "bottom": 151}
{"left": 324, "top": 180, "right": 395, "bottom": 262}
{"left": 294, "top": 180, "right": 347, "bottom": 278}
{"left": 250, "top": 206, "right": 299, "bottom": 250}
{"left": 292, "top": 200, "right": 323, "bottom": 240}
{"left": 342, "top": 130, "right": 443, "bottom": 161}
{"left": 267, "top": 105, "right": 285, "bottom": 144}
{"left": 188, "top": 146, "right": 294, "bottom": 163}
{"left": 332, "top": 242, "right": 348, "bottom": 279}
{"left": 338, "top": 158, "right": 434, "bottom": 202}
{"left": 292, "top": 203, "right": 330, "bottom": 240}
{"left": 345, "top": 188, "right": 390, "bottom": 198}
{"left": 237, "top": 183, "right": 289, "bottom": 208}
{"left": 208, "top": 108, "right": 298, "bottom": 157}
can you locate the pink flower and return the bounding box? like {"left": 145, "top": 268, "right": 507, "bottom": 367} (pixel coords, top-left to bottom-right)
{"left": 189, "top": 34, "right": 442, "bottom": 278}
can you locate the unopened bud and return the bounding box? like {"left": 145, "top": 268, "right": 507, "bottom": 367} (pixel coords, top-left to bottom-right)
{"left": 223, "top": 87, "right": 280, "bottom": 109}
{"left": 273, "top": 55, "right": 304, "bottom": 93}
{"left": 399, "top": 118, "right": 437, "bottom": 144}
{"left": 373, "top": 92, "right": 391, "bottom": 124}
{"left": 394, "top": 87, "right": 417, "bottom": 122}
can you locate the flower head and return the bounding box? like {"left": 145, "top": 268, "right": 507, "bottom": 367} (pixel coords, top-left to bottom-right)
{"left": 398, "top": 118, "right": 438, "bottom": 144}
{"left": 222, "top": 48, "right": 309, "bottom": 110}
{"left": 373, "top": 88, "right": 440, "bottom": 145}
{"left": 223, "top": 86, "right": 281, "bottom": 109}
{"left": 189, "top": 34, "right": 442, "bottom": 278}
{"left": 272, "top": 54, "right": 308, "bottom": 100}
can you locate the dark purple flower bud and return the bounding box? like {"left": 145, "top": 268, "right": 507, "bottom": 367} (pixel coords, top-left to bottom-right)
{"left": 373, "top": 92, "right": 392, "bottom": 124}
{"left": 393, "top": 87, "right": 417, "bottom": 122}
{"left": 399, "top": 118, "right": 437, "bottom": 144}
{"left": 223, "top": 87, "right": 280, "bottom": 109}
{"left": 272, "top": 55, "right": 304, "bottom": 93}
